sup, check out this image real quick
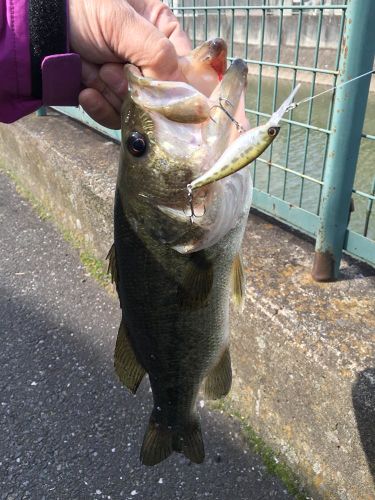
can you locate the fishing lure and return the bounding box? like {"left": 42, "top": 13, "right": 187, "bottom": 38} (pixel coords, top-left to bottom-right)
{"left": 188, "top": 84, "right": 300, "bottom": 191}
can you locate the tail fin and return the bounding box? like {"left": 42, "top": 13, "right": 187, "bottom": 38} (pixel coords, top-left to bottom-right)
{"left": 177, "top": 421, "right": 205, "bottom": 464}
{"left": 140, "top": 415, "right": 205, "bottom": 466}
{"left": 140, "top": 421, "right": 173, "bottom": 466}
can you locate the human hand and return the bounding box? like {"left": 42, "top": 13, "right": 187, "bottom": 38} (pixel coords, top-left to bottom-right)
{"left": 68, "top": 0, "right": 191, "bottom": 129}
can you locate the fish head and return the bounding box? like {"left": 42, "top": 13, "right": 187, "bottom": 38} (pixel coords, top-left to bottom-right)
{"left": 118, "top": 41, "right": 251, "bottom": 252}
{"left": 119, "top": 64, "right": 211, "bottom": 207}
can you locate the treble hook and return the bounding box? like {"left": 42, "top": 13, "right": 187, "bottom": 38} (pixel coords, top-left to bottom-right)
{"left": 184, "top": 183, "right": 206, "bottom": 224}
{"left": 209, "top": 97, "right": 231, "bottom": 124}
{"left": 219, "top": 97, "right": 233, "bottom": 108}
{"left": 209, "top": 97, "right": 246, "bottom": 134}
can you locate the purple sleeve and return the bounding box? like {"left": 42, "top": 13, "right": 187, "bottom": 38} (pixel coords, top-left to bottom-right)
{"left": 0, "top": 0, "right": 41, "bottom": 123}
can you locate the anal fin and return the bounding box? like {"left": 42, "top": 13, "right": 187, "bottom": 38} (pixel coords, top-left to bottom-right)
{"left": 231, "top": 253, "right": 245, "bottom": 311}
{"left": 204, "top": 347, "right": 232, "bottom": 400}
{"left": 114, "top": 321, "right": 145, "bottom": 394}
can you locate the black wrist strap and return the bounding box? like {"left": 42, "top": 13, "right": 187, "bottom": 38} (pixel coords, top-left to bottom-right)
{"left": 29, "top": 0, "right": 68, "bottom": 99}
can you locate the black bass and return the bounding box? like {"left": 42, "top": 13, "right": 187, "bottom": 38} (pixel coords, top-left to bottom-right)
{"left": 108, "top": 39, "right": 298, "bottom": 466}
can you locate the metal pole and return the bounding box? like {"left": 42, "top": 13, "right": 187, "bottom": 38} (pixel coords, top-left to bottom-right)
{"left": 36, "top": 107, "right": 47, "bottom": 117}
{"left": 312, "top": 0, "right": 375, "bottom": 282}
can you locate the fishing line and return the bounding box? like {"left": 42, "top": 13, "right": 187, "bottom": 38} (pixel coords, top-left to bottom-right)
{"left": 216, "top": 68, "right": 374, "bottom": 125}
{"left": 188, "top": 68, "right": 374, "bottom": 222}
{"left": 186, "top": 184, "right": 195, "bottom": 224}
{"left": 286, "top": 68, "right": 375, "bottom": 112}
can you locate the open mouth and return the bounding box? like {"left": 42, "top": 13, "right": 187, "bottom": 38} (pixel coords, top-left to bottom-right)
{"left": 125, "top": 39, "right": 249, "bottom": 166}
{"left": 121, "top": 40, "right": 299, "bottom": 253}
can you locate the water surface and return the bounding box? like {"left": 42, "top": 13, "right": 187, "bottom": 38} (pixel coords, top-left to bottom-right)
{"left": 245, "top": 75, "right": 375, "bottom": 240}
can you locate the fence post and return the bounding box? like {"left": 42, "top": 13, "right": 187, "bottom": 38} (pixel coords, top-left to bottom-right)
{"left": 311, "top": 0, "right": 375, "bottom": 282}
{"left": 36, "top": 107, "right": 47, "bottom": 117}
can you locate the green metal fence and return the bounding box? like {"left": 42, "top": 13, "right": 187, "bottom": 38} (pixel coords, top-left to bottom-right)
{"left": 48, "top": 0, "right": 375, "bottom": 280}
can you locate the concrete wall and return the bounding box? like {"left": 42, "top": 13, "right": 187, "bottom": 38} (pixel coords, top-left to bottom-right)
{"left": 186, "top": 11, "right": 344, "bottom": 85}
{"left": 170, "top": 0, "right": 345, "bottom": 9}
{"left": 1, "top": 113, "right": 374, "bottom": 499}
{"left": 183, "top": 12, "right": 343, "bottom": 50}
{"left": 173, "top": 5, "right": 375, "bottom": 91}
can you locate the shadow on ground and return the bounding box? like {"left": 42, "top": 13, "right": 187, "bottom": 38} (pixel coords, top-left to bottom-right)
{"left": 352, "top": 368, "right": 375, "bottom": 488}
{"left": 0, "top": 289, "right": 292, "bottom": 500}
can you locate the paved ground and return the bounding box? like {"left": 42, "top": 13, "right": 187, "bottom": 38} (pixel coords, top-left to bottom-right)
{"left": 0, "top": 172, "right": 294, "bottom": 500}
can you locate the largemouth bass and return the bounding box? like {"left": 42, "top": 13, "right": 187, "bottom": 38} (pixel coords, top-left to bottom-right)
{"left": 108, "top": 39, "right": 297, "bottom": 466}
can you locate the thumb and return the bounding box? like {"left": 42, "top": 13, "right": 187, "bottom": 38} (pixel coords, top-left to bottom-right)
{"left": 108, "top": 4, "right": 185, "bottom": 82}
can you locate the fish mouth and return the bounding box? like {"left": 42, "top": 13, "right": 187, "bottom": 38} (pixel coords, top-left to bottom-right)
{"left": 125, "top": 45, "right": 298, "bottom": 192}
{"left": 125, "top": 53, "right": 249, "bottom": 160}
{"left": 189, "top": 38, "right": 228, "bottom": 67}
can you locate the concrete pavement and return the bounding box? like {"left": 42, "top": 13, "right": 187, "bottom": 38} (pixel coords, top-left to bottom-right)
{"left": 0, "top": 172, "right": 293, "bottom": 500}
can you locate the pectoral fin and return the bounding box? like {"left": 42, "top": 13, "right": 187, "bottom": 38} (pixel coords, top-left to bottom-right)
{"left": 114, "top": 322, "right": 145, "bottom": 394}
{"left": 204, "top": 347, "right": 232, "bottom": 400}
{"left": 178, "top": 253, "right": 213, "bottom": 309}
{"left": 231, "top": 253, "right": 245, "bottom": 311}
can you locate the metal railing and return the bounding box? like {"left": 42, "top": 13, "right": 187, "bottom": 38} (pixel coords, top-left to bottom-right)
{"left": 44, "top": 0, "right": 375, "bottom": 280}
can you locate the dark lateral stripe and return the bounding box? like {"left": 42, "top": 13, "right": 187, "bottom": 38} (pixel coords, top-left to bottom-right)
{"left": 29, "top": 0, "right": 68, "bottom": 99}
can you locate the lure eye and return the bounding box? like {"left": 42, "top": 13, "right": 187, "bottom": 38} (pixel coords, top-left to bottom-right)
{"left": 268, "top": 126, "right": 280, "bottom": 138}
{"left": 127, "top": 132, "right": 147, "bottom": 157}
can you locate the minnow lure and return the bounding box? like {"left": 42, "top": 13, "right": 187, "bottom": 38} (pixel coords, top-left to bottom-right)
{"left": 188, "top": 84, "right": 300, "bottom": 191}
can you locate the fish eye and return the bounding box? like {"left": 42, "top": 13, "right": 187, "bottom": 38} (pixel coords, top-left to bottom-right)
{"left": 127, "top": 132, "right": 147, "bottom": 157}
{"left": 268, "top": 126, "right": 280, "bottom": 138}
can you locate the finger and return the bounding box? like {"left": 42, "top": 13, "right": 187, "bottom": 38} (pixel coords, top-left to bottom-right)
{"left": 82, "top": 61, "right": 124, "bottom": 114}
{"left": 79, "top": 88, "right": 121, "bottom": 130}
{"left": 81, "top": 60, "right": 105, "bottom": 92}
{"left": 129, "top": 0, "right": 191, "bottom": 56}
{"left": 108, "top": 4, "right": 186, "bottom": 82}
{"left": 99, "top": 64, "right": 128, "bottom": 111}
{"left": 169, "top": 30, "right": 192, "bottom": 57}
